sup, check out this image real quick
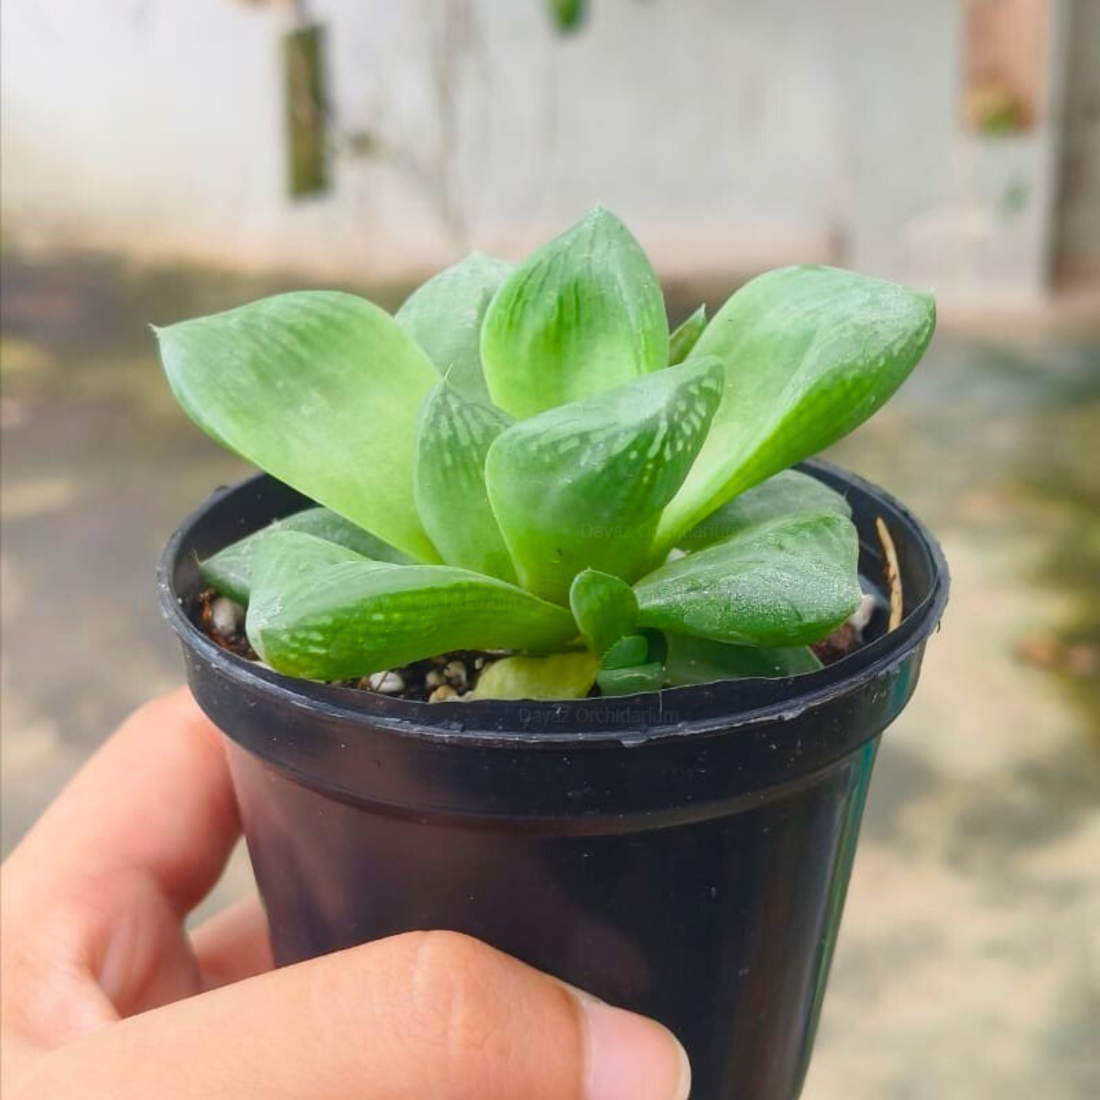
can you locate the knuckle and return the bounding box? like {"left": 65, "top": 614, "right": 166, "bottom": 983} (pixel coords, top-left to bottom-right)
{"left": 315, "top": 931, "right": 585, "bottom": 1095}
{"left": 405, "top": 931, "right": 513, "bottom": 1081}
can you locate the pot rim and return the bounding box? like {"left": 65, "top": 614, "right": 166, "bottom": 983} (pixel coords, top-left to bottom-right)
{"left": 159, "top": 459, "right": 949, "bottom": 748}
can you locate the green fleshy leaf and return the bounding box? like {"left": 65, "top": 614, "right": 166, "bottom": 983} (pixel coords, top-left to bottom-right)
{"left": 414, "top": 384, "right": 516, "bottom": 582}
{"left": 396, "top": 252, "right": 512, "bottom": 404}
{"left": 601, "top": 634, "right": 650, "bottom": 669}
{"left": 246, "top": 531, "right": 576, "bottom": 680}
{"left": 156, "top": 291, "right": 441, "bottom": 561}
{"left": 569, "top": 570, "right": 639, "bottom": 656}
{"left": 679, "top": 470, "right": 850, "bottom": 552}
{"left": 664, "top": 633, "right": 822, "bottom": 685}
{"left": 480, "top": 206, "right": 669, "bottom": 417}
{"left": 655, "top": 267, "right": 935, "bottom": 552}
{"left": 668, "top": 305, "right": 707, "bottom": 365}
{"left": 596, "top": 662, "right": 665, "bottom": 696}
{"left": 485, "top": 357, "right": 724, "bottom": 604}
{"left": 635, "top": 510, "right": 861, "bottom": 647}
{"left": 200, "top": 507, "right": 412, "bottom": 604}
{"left": 468, "top": 651, "right": 598, "bottom": 700}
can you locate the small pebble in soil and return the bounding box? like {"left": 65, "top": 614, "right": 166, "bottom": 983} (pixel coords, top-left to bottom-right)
{"left": 195, "top": 588, "right": 257, "bottom": 659}
{"left": 367, "top": 670, "right": 405, "bottom": 694}
{"left": 443, "top": 659, "right": 468, "bottom": 689}
{"left": 210, "top": 597, "right": 244, "bottom": 638}
{"left": 341, "top": 651, "right": 503, "bottom": 700}
{"left": 850, "top": 592, "right": 877, "bottom": 635}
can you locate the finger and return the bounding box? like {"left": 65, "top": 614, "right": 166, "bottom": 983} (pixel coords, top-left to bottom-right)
{"left": 7, "top": 688, "right": 239, "bottom": 918}
{"left": 33, "top": 931, "right": 691, "bottom": 1100}
{"left": 2, "top": 689, "right": 239, "bottom": 1037}
{"left": 191, "top": 896, "right": 273, "bottom": 988}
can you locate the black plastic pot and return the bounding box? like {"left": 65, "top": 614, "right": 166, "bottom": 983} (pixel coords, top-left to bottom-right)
{"left": 159, "top": 460, "right": 948, "bottom": 1100}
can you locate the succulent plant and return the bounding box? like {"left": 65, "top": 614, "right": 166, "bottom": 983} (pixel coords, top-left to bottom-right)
{"left": 157, "top": 207, "right": 935, "bottom": 699}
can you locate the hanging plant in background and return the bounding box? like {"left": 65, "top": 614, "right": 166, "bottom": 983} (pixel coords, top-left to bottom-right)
{"left": 543, "top": 0, "right": 654, "bottom": 34}
{"left": 158, "top": 207, "right": 935, "bottom": 701}
{"left": 546, "top": 0, "right": 586, "bottom": 32}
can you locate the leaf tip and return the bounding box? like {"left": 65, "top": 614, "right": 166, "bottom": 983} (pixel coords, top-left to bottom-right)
{"left": 918, "top": 285, "right": 937, "bottom": 324}
{"left": 583, "top": 202, "right": 624, "bottom": 230}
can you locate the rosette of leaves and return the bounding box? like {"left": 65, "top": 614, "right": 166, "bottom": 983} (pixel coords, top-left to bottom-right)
{"left": 157, "top": 207, "right": 935, "bottom": 699}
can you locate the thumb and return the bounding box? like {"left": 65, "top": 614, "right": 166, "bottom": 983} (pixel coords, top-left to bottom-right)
{"left": 24, "top": 931, "right": 691, "bottom": 1100}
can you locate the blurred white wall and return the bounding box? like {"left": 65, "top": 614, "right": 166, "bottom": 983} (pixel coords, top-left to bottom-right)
{"left": 1, "top": 0, "right": 1081, "bottom": 301}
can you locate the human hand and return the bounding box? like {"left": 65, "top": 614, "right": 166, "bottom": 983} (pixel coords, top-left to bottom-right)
{"left": 1, "top": 689, "right": 691, "bottom": 1099}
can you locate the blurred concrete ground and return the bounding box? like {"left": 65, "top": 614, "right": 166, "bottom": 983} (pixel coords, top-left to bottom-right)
{"left": 1, "top": 252, "right": 1098, "bottom": 1099}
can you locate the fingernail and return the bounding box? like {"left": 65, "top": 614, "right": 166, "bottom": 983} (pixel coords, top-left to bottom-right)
{"left": 580, "top": 998, "right": 692, "bottom": 1100}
